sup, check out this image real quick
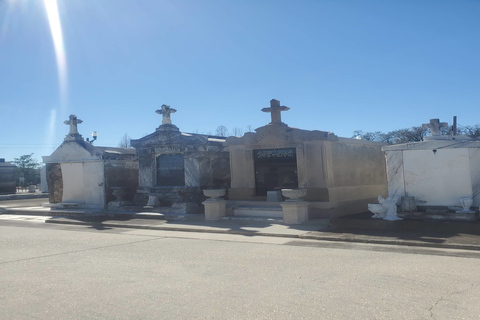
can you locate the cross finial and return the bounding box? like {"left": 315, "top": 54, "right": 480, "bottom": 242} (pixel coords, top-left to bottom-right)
{"left": 422, "top": 118, "right": 448, "bottom": 136}
{"left": 155, "top": 104, "right": 177, "bottom": 125}
{"left": 261, "top": 99, "right": 290, "bottom": 125}
{"left": 64, "top": 114, "right": 83, "bottom": 137}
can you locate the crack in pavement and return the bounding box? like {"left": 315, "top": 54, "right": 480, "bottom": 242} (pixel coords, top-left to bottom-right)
{"left": 0, "top": 237, "right": 166, "bottom": 265}
{"left": 428, "top": 282, "right": 477, "bottom": 319}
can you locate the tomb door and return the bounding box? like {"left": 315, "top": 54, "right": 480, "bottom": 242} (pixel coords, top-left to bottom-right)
{"left": 157, "top": 153, "right": 185, "bottom": 186}
{"left": 254, "top": 148, "right": 298, "bottom": 196}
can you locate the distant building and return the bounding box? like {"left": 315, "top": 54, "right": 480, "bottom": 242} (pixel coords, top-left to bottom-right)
{"left": 0, "top": 158, "right": 17, "bottom": 194}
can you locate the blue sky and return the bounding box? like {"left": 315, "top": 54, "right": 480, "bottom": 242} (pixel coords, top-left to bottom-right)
{"left": 1, "top": 0, "right": 479, "bottom": 162}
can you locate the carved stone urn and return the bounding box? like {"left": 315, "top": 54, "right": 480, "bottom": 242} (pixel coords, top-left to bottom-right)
{"left": 457, "top": 197, "right": 474, "bottom": 213}
{"left": 281, "top": 188, "right": 307, "bottom": 202}
{"left": 111, "top": 187, "right": 127, "bottom": 202}
{"left": 108, "top": 187, "right": 132, "bottom": 211}
{"left": 203, "top": 189, "right": 226, "bottom": 201}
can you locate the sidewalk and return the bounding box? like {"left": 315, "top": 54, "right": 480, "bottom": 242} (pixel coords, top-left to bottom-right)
{"left": 0, "top": 193, "right": 48, "bottom": 200}
{"left": 1, "top": 202, "right": 480, "bottom": 251}
{"left": 46, "top": 210, "right": 480, "bottom": 252}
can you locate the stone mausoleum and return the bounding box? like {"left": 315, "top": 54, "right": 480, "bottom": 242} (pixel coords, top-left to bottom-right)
{"left": 43, "top": 115, "right": 138, "bottom": 209}
{"left": 383, "top": 118, "right": 480, "bottom": 220}
{"left": 225, "top": 99, "right": 388, "bottom": 218}
{"left": 130, "top": 105, "right": 230, "bottom": 212}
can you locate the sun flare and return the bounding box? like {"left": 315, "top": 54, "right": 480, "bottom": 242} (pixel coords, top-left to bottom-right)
{"left": 43, "top": 0, "right": 67, "bottom": 111}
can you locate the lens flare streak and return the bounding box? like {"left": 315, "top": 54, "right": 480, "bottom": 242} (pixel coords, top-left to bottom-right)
{"left": 43, "top": 0, "right": 67, "bottom": 111}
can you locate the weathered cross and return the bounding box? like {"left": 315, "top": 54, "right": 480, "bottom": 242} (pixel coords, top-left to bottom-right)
{"left": 64, "top": 114, "right": 83, "bottom": 135}
{"left": 422, "top": 118, "right": 448, "bottom": 136}
{"left": 155, "top": 104, "right": 177, "bottom": 125}
{"left": 261, "top": 99, "right": 290, "bottom": 124}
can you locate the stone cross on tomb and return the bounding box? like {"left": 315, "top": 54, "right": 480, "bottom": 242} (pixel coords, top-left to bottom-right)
{"left": 422, "top": 118, "right": 448, "bottom": 136}
{"left": 155, "top": 104, "right": 177, "bottom": 125}
{"left": 64, "top": 114, "right": 83, "bottom": 135}
{"left": 261, "top": 99, "right": 290, "bottom": 125}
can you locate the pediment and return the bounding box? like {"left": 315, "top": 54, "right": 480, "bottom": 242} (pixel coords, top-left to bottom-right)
{"left": 226, "top": 124, "right": 337, "bottom": 146}
{"left": 45, "top": 140, "right": 102, "bottom": 162}
{"left": 131, "top": 130, "right": 209, "bottom": 148}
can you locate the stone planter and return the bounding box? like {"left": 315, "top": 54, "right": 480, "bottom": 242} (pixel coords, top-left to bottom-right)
{"left": 203, "top": 189, "right": 226, "bottom": 220}
{"left": 203, "top": 189, "right": 226, "bottom": 201}
{"left": 281, "top": 188, "right": 307, "bottom": 202}
{"left": 456, "top": 197, "right": 474, "bottom": 213}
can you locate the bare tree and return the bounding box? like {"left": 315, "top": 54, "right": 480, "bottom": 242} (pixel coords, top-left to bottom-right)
{"left": 246, "top": 124, "right": 254, "bottom": 132}
{"left": 215, "top": 126, "right": 229, "bottom": 137}
{"left": 352, "top": 126, "right": 429, "bottom": 144}
{"left": 118, "top": 133, "right": 131, "bottom": 148}
{"left": 231, "top": 127, "right": 244, "bottom": 137}
{"left": 458, "top": 125, "right": 480, "bottom": 137}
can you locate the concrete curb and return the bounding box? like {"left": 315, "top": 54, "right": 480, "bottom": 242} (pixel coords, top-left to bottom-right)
{"left": 45, "top": 218, "right": 300, "bottom": 238}
{"left": 0, "top": 194, "right": 49, "bottom": 201}
{"left": 45, "top": 218, "right": 480, "bottom": 251}
{"left": 299, "top": 234, "right": 480, "bottom": 252}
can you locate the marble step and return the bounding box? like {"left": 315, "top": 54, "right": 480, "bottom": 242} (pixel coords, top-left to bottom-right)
{"left": 233, "top": 206, "right": 283, "bottom": 218}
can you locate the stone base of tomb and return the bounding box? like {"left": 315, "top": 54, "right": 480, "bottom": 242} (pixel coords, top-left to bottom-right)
{"left": 402, "top": 210, "right": 478, "bottom": 222}
{"left": 45, "top": 202, "right": 104, "bottom": 210}
{"left": 112, "top": 202, "right": 200, "bottom": 214}
{"left": 107, "top": 200, "right": 133, "bottom": 211}
{"left": 134, "top": 186, "right": 203, "bottom": 207}
{"left": 228, "top": 188, "right": 384, "bottom": 219}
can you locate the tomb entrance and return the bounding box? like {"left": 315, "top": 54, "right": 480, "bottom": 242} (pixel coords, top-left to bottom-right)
{"left": 253, "top": 148, "right": 298, "bottom": 196}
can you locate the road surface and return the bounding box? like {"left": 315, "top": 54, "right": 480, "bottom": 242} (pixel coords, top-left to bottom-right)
{"left": 1, "top": 218, "right": 479, "bottom": 319}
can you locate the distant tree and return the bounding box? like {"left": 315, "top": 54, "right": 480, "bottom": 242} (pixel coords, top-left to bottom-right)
{"left": 118, "top": 133, "right": 131, "bottom": 148}
{"left": 231, "top": 127, "right": 244, "bottom": 137}
{"left": 12, "top": 154, "right": 41, "bottom": 187}
{"left": 457, "top": 125, "right": 480, "bottom": 137}
{"left": 352, "top": 130, "right": 388, "bottom": 142}
{"left": 389, "top": 126, "right": 428, "bottom": 144}
{"left": 246, "top": 124, "right": 254, "bottom": 132}
{"left": 215, "top": 126, "right": 229, "bottom": 137}
{"left": 352, "top": 126, "right": 429, "bottom": 144}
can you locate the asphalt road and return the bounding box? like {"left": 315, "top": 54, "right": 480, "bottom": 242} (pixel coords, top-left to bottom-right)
{"left": 1, "top": 219, "right": 479, "bottom": 320}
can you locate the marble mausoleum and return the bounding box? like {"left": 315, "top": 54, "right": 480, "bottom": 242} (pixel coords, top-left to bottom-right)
{"left": 225, "top": 99, "right": 388, "bottom": 219}
{"left": 130, "top": 105, "right": 230, "bottom": 212}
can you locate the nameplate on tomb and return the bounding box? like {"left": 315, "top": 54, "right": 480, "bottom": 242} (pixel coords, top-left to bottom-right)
{"left": 155, "top": 146, "right": 185, "bottom": 153}
{"left": 157, "top": 153, "right": 185, "bottom": 186}
{"left": 254, "top": 148, "right": 296, "bottom": 160}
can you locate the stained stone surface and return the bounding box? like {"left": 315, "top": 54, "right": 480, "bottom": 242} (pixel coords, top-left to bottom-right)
{"left": 43, "top": 129, "right": 138, "bottom": 209}
{"left": 131, "top": 122, "right": 230, "bottom": 208}
{"left": 226, "top": 100, "right": 387, "bottom": 218}
{"left": 383, "top": 136, "right": 480, "bottom": 210}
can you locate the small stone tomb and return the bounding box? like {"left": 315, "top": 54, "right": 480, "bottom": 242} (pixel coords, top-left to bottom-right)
{"left": 130, "top": 105, "right": 230, "bottom": 213}
{"left": 383, "top": 118, "right": 480, "bottom": 221}
{"left": 43, "top": 115, "right": 138, "bottom": 210}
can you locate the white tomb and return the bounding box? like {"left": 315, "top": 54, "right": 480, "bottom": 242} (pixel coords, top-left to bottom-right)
{"left": 383, "top": 118, "right": 480, "bottom": 217}
{"left": 43, "top": 115, "right": 138, "bottom": 210}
